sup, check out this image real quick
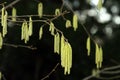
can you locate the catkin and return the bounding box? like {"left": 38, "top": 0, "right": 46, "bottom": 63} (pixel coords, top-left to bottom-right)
{"left": 0, "top": 33, "right": 3, "bottom": 49}
{"left": 56, "top": 33, "right": 60, "bottom": 54}
{"left": 97, "top": 0, "right": 102, "bottom": 10}
{"left": 49, "top": 22, "right": 54, "bottom": 35}
{"left": 21, "top": 22, "right": 25, "bottom": 40}
{"left": 38, "top": 2, "right": 43, "bottom": 18}
{"left": 55, "top": 8, "right": 60, "bottom": 16}
{"left": 21, "top": 21, "right": 29, "bottom": 43}
{"left": 65, "top": 20, "right": 72, "bottom": 28}
{"left": 12, "top": 7, "right": 17, "bottom": 21}
{"left": 1, "top": 7, "right": 5, "bottom": 27}
{"left": 28, "top": 17, "right": 33, "bottom": 36}
{"left": 73, "top": 14, "right": 78, "bottom": 31}
{"left": 95, "top": 43, "right": 103, "bottom": 68}
{"left": 3, "top": 11, "right": 8, "bottom": 37}
{"left": 95, "top": 43, "right": 99, "bottom": 68}
{"left": 39, "top": 27, "right": 43, "bottom": 40}
{"left": 24, "top": 21, "right": 29, "bottom": 43}
{"left": 60, "top": 35, "right": 72, "bottom": 74}
{"left": 86, "top": 37, "right": 90, "bottom": 56}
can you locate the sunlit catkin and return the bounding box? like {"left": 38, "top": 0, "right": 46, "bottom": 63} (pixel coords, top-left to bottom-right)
{"left": 55, "top": 8, "right": 60, "bottom": 16}
{"left": 21, "top": 21, "right": 29, "bottom": 43}
{"left": 65, "top": 20, "right": 72, "bottom": 28}
{"left": 3, "top": 11, "right": 8, "bottom": 37}
{"left": 61, "top": 35, "right": 65, "bottom": 67}
{"left": 73, "top": 14, "right": 78, "bottom": 31}
{"left": 53, "top": 32, "right": 60, "bottom": 54}
{"left": 12, "top": 7, "right": 17, "bottom": 21}
{"left": 28, "top": 17, "right": 33, "bottom": 36}
{"left": 49, "top": 22, "right": 54, "bottom": 35}
{"left": 95, "top": 43, "right": 99, "bottom": 68}
{"left": 97, "top": 0, "right": 102, "bottom": 10}
{"left": 1, "top": 7, "right": 5, "bottom": 27}
{"left": 56, "top": 33, "right": 60, "bottom": 54}
{"left": 86, "top": 37, "right": 90, "bottom": 56}
{"left": 38, "top": 2, "right": 43, "bottom": 18}
{"left": 39, "top": 27, "right": 43, "bottom": 40}
{"left": 0, "top": 33, "right": 3, "bottom": 49}
{"left": 24, "top": 21, "right": 29, "bottom": 43}
{"left": 21, "top": 22, "right": 25, "bottom": 40}
{"left": 60, "top": 35, "right": 72, "bottom": 74}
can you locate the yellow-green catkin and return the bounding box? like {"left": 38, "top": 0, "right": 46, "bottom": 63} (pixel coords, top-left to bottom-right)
{"left": 95, "top": 43, "right": 99, "bottom": 68}
{"left": 86, "top": 37, "right": 91, "bottom": 56}
{"left": 55, "top": 8, "right": 60, "bottom": 16}
{"left": 60, "top": 35, "right": 72, "bottom": 75}
{"left": 1, "top": 7, "right": 5, "bottom": 27}
{"left": 97, "top": 0, "right": 102, "bottom": 10}
{"left": 12, "top": 7, "right": 17, "bottom": 21}
{"left": 56, "top": 33, "right": 60, "bottom": 54}
{"left": 95, "top": 43, "right": 103, "bottom": 69}
{"left": 28, "top": 17, "right": 33, "bottom": 36}
{"left": 49, "top": 22, "right": 54, "bottom": 36}
{"left": 21, "top": 21, "right": 29, "bottom": 43}
{"left": 3, "top": 11, "right": 8, "bottom": 37}
{"left": 21, "top": 22, "right": 25, "bottom": 40}
{"left": 54, "top": 32, "right": 60, "bottom": 54}
{"left": 0, "top": 33, "right": 3, "bottom": 49}
{"left": 65, "top": 20, "right": 72, "bottom": 28}
{"left": 73, "top": 14, "right": 78, "bottom": 31}
{"left": 39, "top": 27, "right": 43, "bottom": 40}
{"left": 38, "top": 2, "right": 43, "bottom": 18}
{"left": 24, "top": 21, "right": 29, "bottom": 43}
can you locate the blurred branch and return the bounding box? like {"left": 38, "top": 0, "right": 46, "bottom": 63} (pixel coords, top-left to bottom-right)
{"left": 3, "top": 43, "right": 37, "bottom": 50}
{"left": 82, "top": 65, "right": 120, "bottom": 80}
{"left": 41, "top": 63, "right": 60, "bottom": 80}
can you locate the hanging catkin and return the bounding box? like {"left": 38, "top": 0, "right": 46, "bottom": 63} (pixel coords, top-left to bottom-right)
{"left": 1, "top": 7, "right": 5, "bottom": 27}
{"left": 12, "top": 7, "right": 17, "bottom": 21}
{"left": 0, "top": 33, "right": 3, "bottom": 49}
{"left": 21, "top": 21, "right": 25, "bottom": 40}
{"left": 73, "top": 14, "right": 78, "bottom": 31}
{"left": 3, "top": 11, "right": 8, "bottom": 37}
{"left": 55, "top": 8, "right": 60, "bottom": 16}
{"left": 54, "top": 32, "right": 60, "bottom": 54}
{"left": 38, "top": 2, "right": 43, "bottom": 18}
{"left": 97, "top": 0, "right": 102, "bottom": 10}
{"left": 65, "top": 20, "right": 72, "bottom": 28}
{"left": 21, "top": 21, "right": 29, "bottom": 43}
{"left": 95, "top": 43, "right": 99, "bottom": 68}
{"left": 95, "top": 43, "right": 103, "bottom": 68}
{"left": 39, "top": 26, "right": 43, "bottom": 40}
{"left": 49, "top": 22, "right": 54, "bottom": 35}
{"left": 86, "top": 37, "right": 91, "bottom": 56}
{"left": 28, "top": 17, "right": 33, "bottom": 36}
{"left": 24, "top": 21, "right": 29, "bottom": 43}
{"left": 60, "top": 35, "right": 72, "bottom": 75}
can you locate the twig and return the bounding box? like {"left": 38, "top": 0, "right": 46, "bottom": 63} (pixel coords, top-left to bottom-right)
{"left": 4, "top": 0, "right": 20, "bottom": 9}
{"left": 3, "top": 43, "right": 37, "bottom": 50}
{"left": 82, "top": 65, "right": 120, "bottom": 80}
{"left": 41, "top": 63, "right": 60, "bottom": 80}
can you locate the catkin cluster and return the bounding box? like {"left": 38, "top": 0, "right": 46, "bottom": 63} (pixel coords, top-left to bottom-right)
{"left": 61, "top": 35, "right": 72, "bottom": 74}
{"left": 21, "top": 17, "right": 33, "bottom": 43}
{"left": 86, "top": 37, "right": 103, "bottom": 68}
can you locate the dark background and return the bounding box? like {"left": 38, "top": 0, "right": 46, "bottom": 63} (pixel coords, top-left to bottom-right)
{"left": 0, "top": 0, "right": 120, "bottom": 80}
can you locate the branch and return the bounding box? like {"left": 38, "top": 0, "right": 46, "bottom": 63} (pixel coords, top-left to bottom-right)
{"left": 41, "top": 63, "right": 60, "bottom": 80}
{"left": 3, "top": 43, "right": 37, "bottom": 50}
{"left": 82, "top": 65, "right": 120, "bottom": 80}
